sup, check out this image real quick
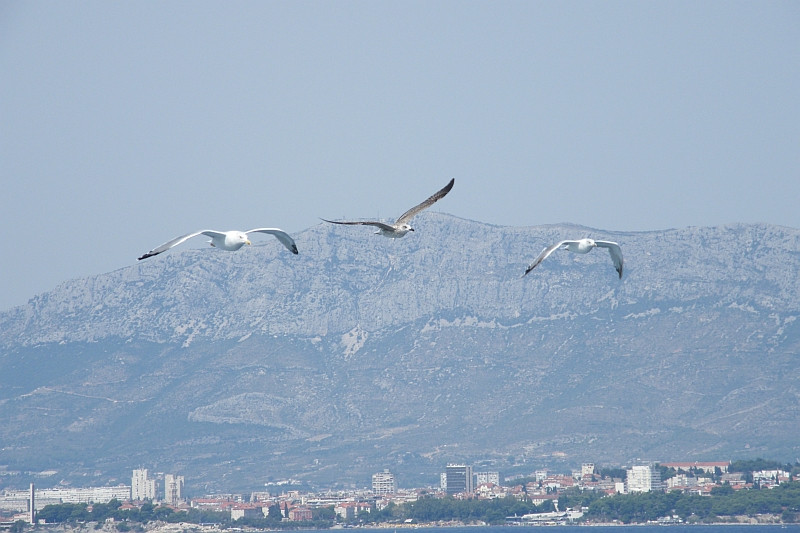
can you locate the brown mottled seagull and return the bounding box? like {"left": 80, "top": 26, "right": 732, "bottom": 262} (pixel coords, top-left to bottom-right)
{"left": 322, "top": 178, "right": 455, "bottom": 238}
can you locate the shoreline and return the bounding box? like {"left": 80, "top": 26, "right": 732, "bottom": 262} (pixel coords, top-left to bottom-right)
{"left": 27, "top": 519, "right": 798, "bottom": 533}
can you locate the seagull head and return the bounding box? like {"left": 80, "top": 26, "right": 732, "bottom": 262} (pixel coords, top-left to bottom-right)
{"left": 235, "top": 232, "right": 250, "bottom": 245}
{"left": 225, "top": 231, "right": 251, "bottom": 250}
{"left": 399, "top": 224, "right": 414, "bottom": 233}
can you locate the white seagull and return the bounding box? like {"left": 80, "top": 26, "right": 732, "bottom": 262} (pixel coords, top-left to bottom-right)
{"left": 523, "top": 238, "right": 624, "bottom": 279}
{"left": 138, "top": 228, "right": 298, "bottom": 260}
{"left": 321, "top": 178, "right": 455, "bottom": 238}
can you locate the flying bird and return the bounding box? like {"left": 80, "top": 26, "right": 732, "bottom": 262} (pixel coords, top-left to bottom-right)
{"left": 322, "top": 178, "right": 455, "bottom": 238}
{"left": 138, "top": 228, "right": 298, "bottom": 260}
{"left": 523, "top": 238, "right": 624, "bottom": 279}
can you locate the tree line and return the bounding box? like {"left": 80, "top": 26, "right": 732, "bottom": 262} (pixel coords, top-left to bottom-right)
{"left": 585, "top": 481, "right": 800, "bottom": 523}
{"left": 35, "top": 499, "right": 334, "bottom": 530}
{"left": 35, "top": 499, "right": 228, "bottom": 528}
{"left": 360, "top": 484, "right": 799, "bottom": 525}
{"left": 32, "top": 480, "right": 800, "bottom": 528}
{"left": 362, "top": 495, "right": 554, "bottom": 524}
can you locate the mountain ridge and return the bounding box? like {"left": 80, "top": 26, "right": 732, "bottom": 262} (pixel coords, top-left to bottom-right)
{"left": 1, "top": 214, "right": 798, "bottom": 490}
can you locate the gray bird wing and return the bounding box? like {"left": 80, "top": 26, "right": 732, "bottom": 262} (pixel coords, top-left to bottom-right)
{"left": 594, "top": 240, "right": 624, "bottom": 279}
{"left": 245, "top": 228, "right": 299, "bottom": 254}
{"left": 138, "top": 230, "right": 218, "bottom": 260}
{"left": 523, "top": 240, "right": 570, "bottom": 276}
{"left": 320, "top": 218, "right": 397, "bottom": 233}
{"left": 395, "top": 178, "right": 455, "bottom": 225}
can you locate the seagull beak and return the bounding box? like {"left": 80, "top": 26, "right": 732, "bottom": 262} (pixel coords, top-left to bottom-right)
{"left": 409, "top": 228, "right": 415, "bottom": 231}
{"left": 245, "top": 240, "right": 252, "bottom": 245}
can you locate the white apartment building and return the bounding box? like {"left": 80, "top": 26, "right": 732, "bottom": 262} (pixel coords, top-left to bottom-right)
{"left": 0, "top": 485, "right": 131, "bottom": 512}
{"left": 132, "top": 469, "right": 157, "bottom": 501}
{"left": 626, "top": 465, "right": 662, "bottom": 493}
{"left": 164, "top": 474, "right": 185, "bottom": 504}
{"left": 475, "top": 471, "right": 500, "bottom": 486}
{"left": 371, "top": 470, "right": 397, "bottom": 495}
{"left": 37, "top": 485, "right": 132, "bottom": 504}
{"left": 753, "top": 469, "right": 790, "bottom": 484}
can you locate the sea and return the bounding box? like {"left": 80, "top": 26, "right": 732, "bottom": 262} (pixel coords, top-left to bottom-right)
{"left": 315, "top": 527, "right": 800, "bottom": 533}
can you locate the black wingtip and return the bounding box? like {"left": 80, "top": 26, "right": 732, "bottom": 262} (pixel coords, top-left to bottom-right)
{"left": 291, "top": 246, "right": 299, "bottom": 254}
{"left": 138, "top": 251, "right": 160, "bottom": 260}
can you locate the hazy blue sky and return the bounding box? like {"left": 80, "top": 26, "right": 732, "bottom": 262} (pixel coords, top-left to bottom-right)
{"left": 1, "top": 1, "right": 798, "bottom": 311}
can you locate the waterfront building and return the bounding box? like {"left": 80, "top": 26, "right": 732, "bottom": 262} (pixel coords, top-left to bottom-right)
{"left": 164, "top": 474, "right": 184, "bottom": 504}
{"left": 476, "top": 482, "right": 507, "bottom": 499}
{"left": 230, "top": 505, "right": 263, "bottom": 520}
{"left": 335, "top": 502, "right": 356, "bottom": 520}
{"left": 475, "top": 471, "right": 500, "bottom": 486}
{"left": 334, "top": 501, "right": 371, "bottom": 520}
{"left": 0, "top": 485, "right": 131, "bottom": 513}
{"left": 626, "top": 465, "right": 662, "bottom": 493}
{"left": 132, "top": 469, "right": 157, "bottom": 501}
{"left": 659, "top": 461, "right": 730, "bottom": 474}
{"left": 753, "top": 469, "right": 791, "bottom": 487}
{"left": 371, "top": 469, "right": 397, "bottom": 495}
{"left": 37, "top": 485, "right": 131, "bottom": 504}
{"left": 289, "top": 507, "right": 313, "bottom": 521}
{"left": 529, "top": 493, "right": 559, "bottom": 507}
{"left": 190, "top": 497, "right": 241, "bottom": 512}
{"left": 445, "top": 464, "right": 474, "bottom": 495}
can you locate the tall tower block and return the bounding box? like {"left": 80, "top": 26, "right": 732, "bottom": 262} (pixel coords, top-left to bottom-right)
{"left": 29, "top": 482, "right": 35, "bottom": 523}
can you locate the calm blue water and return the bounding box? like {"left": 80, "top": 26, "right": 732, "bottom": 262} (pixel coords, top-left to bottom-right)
{"left": 327, "top": 527, "right": 800, "bottom": 533}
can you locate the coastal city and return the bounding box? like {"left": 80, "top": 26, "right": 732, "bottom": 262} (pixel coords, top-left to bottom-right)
{"left": 1, "top": 459, "right": 798, "bottom": 527}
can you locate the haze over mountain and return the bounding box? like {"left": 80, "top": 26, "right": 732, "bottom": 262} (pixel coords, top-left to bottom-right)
{"left": 1, "top": 214, "right": 798, "bottom": 492}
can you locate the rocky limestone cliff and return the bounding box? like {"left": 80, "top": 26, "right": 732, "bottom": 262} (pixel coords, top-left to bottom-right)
{"left": 0, "top": 215, "right": 798, "bottom": 490}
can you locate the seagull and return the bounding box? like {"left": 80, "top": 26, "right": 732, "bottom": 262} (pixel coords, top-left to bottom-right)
{"left": 523, "top": 238, "right": 624, "bottom": 279}
{"left": 321, "top": 178, "right": 455, "bottom": 238}
{"left": 138, "top": 228, "right": 298, "bottom": 260}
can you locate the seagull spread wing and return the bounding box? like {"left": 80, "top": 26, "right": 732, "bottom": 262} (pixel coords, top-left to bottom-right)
{"left": 595, "top": 240, "right": 624, "bottom": 279}
{"left": 320, "top": 218, "right": 397, "bottom": 233}
{"left": 245, "top": 228, "right": 299, "bottom": 254}
{"left": 523, "top": 240, "right": 572, "bottom": 276}
{"left": 138, "top": 230, "right": 216, "bottom": 260}
{"left": 395, "top": 178, "right": 455, "bottom": 225}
